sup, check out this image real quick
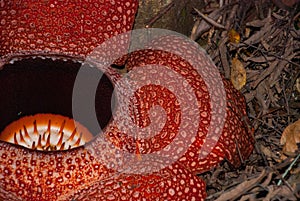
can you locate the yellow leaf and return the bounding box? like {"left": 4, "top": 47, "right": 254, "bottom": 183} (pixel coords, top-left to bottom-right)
{"left": 280, "top": 119, "right": 300, "bottom": 156}
{"left": 228, "top": 29, "right": 241, "bottom": 44}
{"left": 230, "top": 57, "right": 246, "bottom": 90}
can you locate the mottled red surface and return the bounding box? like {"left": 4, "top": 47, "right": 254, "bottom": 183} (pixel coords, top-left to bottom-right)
{"left": 0, "top": 126, "right": 207, "bottom": 200}
{"left": 0, "top": 0, "right": 254, "bottom": 200}
{"left": 66, "top": 162, "right": 206, "bottom": 201}
{"left": 0, "top": 142, "right": 113, "bottom": 201}
{"left": 0, "top": 0, "right": 138, "bottom": 63}
{"left": 111, "top": 40, "right": 254, "bottom": 174}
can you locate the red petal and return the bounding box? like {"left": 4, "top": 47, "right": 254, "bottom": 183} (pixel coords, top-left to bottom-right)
{"left": 66, "top": 162, "right": 206, "bottom": 201}
{"left": 0, "top": 0, "right": 138, "bottom": 61}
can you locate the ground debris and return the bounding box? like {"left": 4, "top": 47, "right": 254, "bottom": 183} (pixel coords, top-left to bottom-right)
{"left": 192, "top": 0, "right": 300, "bottom": 200}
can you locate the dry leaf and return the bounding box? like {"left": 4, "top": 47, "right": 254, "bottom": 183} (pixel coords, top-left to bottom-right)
{"left": 245, "top": 27, "right": 251, "bottom": 38}
{"left": 289, "top": 166, "right": 300, "bottom": 186}
{"left": 228, "top": 29, "right": 241, "bottom": 44}
{"left": 230, "top": 57, "right": 246, "bottom": 90}
{"left": 264, "top": 185, "right": 298, "bottom": 201}
{"left": 259, "top": 144, "right": 280, "bottom": 161}
{"left": 280, "top": 119, "right": 300, "bottom": 156}
{"left": 215, "top": 170, "right": 267, "bottom": 201}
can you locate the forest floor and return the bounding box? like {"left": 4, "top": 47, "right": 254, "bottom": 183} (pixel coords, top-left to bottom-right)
{"left": 134, "top": 0, "right": 300, "bottom": 200}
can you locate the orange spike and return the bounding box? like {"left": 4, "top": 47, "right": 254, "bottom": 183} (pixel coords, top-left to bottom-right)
{"left": 46, "top": 145, "right": 52, "bottom": 151}
{"left": 23, "top": 125, "right": 30, "bottom": 138}
{"left": 47, "top": 119, "right": 51, "bottom": 134}
{"left": 19, "top": 129, "right": 25, "bottom": 143}
{"left": 42, "top": 132, "right": 46, "bottom": 141}
{"left": 37, "top": 135, "right": 42, "bottom": 149}
{"left": 57, "top": 131, "right": 64, "bottom": 146}
{"left": 58, "top": 120, "right": 66, "bottom": 134}
{"left": 33, "top": 120, "right": 38, "bottom": 136}
{"left": 14, "top": 132, "right": 18, "bottom": 145}
{"left": 45, "top": 133, "right": 51, "bottom": 147}
{"left": 74, "top": 133, "right": 82, "bottom": 146}
{"left": 60, "top": 142, "right": 65, "bottom": 150}
{"left": 68, "top": 128, "right": 77, "bottom": 141}
{"left": 31, "top": 141, "right": 36, "bottom": 150}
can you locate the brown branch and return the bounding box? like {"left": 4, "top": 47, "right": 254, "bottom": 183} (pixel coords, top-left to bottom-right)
{"left": 193, "top": 8, "right": 225, "bottom": 29}
{"left": 145, "top": 1, "right": 175, "bottom": 28}
{"left": 214, "top": 170, "right": 267, "bottom": 201}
